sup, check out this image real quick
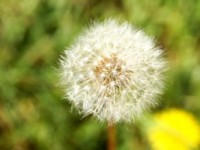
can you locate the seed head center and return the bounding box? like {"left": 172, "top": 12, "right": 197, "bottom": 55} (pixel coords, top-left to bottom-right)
{"left": 94, "top": 53, "right": 132, "bottom": 88}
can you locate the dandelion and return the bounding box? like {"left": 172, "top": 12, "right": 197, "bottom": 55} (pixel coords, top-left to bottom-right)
{"left": 147, "top": 109, "right": 200, "bottom": 150}
{"left": 59, "top": 19, "right": 167, "bottom": 124}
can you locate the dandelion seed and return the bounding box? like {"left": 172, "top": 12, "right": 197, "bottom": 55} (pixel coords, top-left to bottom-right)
{"left": 59, "top": 19, "right": 167, "bottom": 123}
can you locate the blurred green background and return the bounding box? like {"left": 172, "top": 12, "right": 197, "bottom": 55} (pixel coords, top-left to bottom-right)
{"left": 0, "top": 0, "right": 200, "bottom": 150}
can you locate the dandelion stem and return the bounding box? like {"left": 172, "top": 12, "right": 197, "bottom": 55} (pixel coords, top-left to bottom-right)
{"left": 107, "top": 124, "right": 116, "bottom": 150}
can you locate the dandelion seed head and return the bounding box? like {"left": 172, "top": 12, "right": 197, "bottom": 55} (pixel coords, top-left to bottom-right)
{"left": 59, "top": 19, "right": 167, "bottom": 123}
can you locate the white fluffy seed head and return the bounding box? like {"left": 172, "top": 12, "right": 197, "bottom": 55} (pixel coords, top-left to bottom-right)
{"left": 59, "top": 19, "right": 167, "bottom": 124}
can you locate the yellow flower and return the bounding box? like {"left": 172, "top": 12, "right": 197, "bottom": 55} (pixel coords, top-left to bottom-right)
{"left": 147, "top": 109, "right": 200, "bottom": 150}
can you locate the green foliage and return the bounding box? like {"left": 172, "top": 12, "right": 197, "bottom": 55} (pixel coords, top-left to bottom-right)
{"left": 0, "top": 0, "right": 200, "bottom": 149}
